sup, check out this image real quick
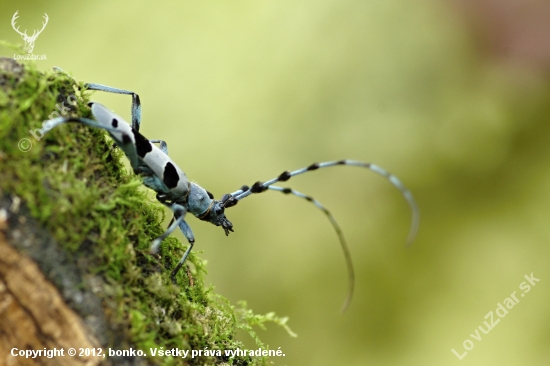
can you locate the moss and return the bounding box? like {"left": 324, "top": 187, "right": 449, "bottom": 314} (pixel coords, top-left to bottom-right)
{"left": 0, "top": 51, "right": 293, "bottom": 365}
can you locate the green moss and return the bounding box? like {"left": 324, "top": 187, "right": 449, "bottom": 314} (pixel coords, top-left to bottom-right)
{"left": 0, "top": 52, "right": 293, "bottom": 365}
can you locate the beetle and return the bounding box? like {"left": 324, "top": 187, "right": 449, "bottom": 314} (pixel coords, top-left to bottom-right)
{"left": 44, "top": 80, "right": 419, "bottom": 311}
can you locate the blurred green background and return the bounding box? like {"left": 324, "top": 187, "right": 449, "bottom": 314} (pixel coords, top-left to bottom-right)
{"left": 2, "top": 1, "right": 550, "bottom": 365}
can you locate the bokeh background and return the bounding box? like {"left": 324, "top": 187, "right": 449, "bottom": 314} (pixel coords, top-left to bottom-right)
{"left": 2, "top": 1, "right": 550, "bottom": 365}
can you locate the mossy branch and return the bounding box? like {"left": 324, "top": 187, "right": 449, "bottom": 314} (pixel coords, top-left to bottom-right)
{"left": 0, "top": 55, "right": 292, "bottom": 366}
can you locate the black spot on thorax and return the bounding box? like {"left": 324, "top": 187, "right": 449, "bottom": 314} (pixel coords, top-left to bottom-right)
{"left": 163, "top": 162, "right": 180, "bottom": 189}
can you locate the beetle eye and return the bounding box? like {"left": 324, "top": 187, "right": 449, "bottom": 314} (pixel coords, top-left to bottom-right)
{"left": 215, "top": 207, "right": 224, "bottom": 215}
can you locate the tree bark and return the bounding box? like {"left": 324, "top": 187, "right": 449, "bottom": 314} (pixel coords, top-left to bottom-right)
{"left": 0, "top": 231, "right": 102, "bottom": 366}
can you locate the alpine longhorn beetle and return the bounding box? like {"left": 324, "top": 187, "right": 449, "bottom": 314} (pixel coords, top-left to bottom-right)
{"left": 44, "top": 78, "right": 419, "bottom": 311}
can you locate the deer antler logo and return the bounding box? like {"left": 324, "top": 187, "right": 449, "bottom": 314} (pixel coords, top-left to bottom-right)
{"left": 11, "top": 11, "right": 49, "bottom": 54}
